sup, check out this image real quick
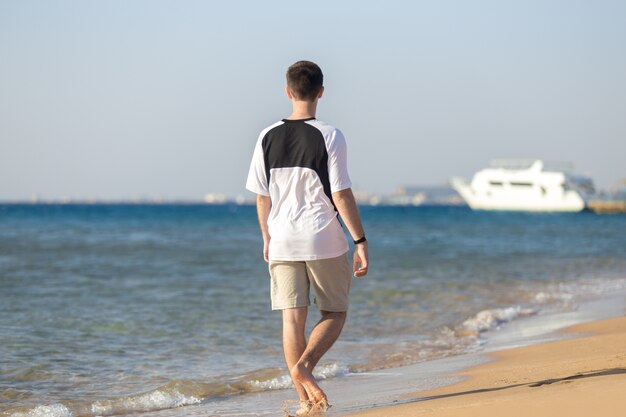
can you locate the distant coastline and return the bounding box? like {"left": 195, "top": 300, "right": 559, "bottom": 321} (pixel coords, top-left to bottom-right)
{"left": 0, "top": 185, "right": 466, "bottom": 207}
{"left": 2, "top": 181, "right": 625, "bottom": 208}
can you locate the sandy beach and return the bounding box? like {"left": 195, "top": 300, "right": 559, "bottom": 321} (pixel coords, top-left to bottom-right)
{"left": 347, "top": 315, "right": 626, "bottom": 417}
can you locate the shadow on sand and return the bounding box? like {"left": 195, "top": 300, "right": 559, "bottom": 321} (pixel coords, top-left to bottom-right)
{"left": 345, "top": 368, "right": 626, "bottom": 413}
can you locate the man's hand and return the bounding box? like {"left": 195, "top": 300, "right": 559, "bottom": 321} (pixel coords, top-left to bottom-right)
{"left": 353, "top": 242, "right": 368, "bottom": 278}
{"left": 332, "top": 188, "right": 369, "bottom": 278}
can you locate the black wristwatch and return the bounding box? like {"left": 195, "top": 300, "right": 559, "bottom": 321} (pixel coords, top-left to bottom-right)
{"left": 353, "top": 236, "right": 367, "bottom": 245}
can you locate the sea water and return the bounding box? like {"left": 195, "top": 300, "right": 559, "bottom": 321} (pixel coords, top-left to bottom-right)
{"left": 1, "top": 204, "right": 625, "bottom": 417}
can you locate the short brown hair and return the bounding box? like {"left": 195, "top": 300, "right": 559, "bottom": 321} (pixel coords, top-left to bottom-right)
{"left": 286, "top": 61, "right": 324, "bottom": 101}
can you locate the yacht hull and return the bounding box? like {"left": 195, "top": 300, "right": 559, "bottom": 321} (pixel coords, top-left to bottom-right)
{"left": 450, "top": 162, "right": 586, "bottom": 213}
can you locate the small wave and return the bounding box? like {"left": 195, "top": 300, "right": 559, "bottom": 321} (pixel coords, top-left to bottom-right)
{"left": 6, "top": 381, "right": 224, "bottom": 417}
{"left": 89, "top": 385, "right": 202, "bottom": 416}
{"left": 248, "top": 374, "right": 293, "bottom": 390}
{"left": 459, "top": 306, "right": 537, "bottom": 336}
{"left": 314, "top": 362, "right": 350, "bottom": 380}
{"left": 7, "top": 363, "right": 351, "bottom": 417}
{"left": 355, "top": 277, "right": 626, "bottom": 373}
{"left": 8, "top": 404, "right": 72, "bottom": 417}
{"left": 247, "top": 362, "right": 349, "bottom": 391}
{"left": 534, "top": 291, "right": 575, "bottom": 304}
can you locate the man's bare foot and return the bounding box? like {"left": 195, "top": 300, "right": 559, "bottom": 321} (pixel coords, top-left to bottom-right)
{"left": 280, "top": 399, "right": 313, "bottom": 417}
{"left": 292, "top": 398, "right": 330, "bottom": 416}
{"left": 309, "top": 397, "right": 330, "bottom": 415}
{"left": 294, "top": 401, "right": 312, "bottom": 416}
{"left": 291, "top": 363, "right": 327, "bottom": 404}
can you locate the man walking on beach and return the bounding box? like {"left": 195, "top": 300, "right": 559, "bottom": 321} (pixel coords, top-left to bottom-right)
{"left": 246, "top": 60, "right": 369, "bottom": 415}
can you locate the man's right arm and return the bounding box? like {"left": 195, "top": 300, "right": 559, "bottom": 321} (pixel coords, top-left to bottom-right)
{"left": 256, "top": 194, "right": 272, "bottom": 262}
{"left": 332, "top": 188, "right": 369, "bottom": 278}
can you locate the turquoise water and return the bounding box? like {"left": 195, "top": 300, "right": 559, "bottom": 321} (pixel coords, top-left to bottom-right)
{"left": 1, "top": 204, "right": 625, "bottom": 416}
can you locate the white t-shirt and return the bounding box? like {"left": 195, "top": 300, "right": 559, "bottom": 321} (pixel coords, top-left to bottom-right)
{"left": 246, "top": 118, "right": 351, "bottom": 261}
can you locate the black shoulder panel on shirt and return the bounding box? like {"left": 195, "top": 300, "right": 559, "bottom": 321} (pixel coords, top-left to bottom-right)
{"left": 261, "top": 121, "right": 333, "bottom": 204}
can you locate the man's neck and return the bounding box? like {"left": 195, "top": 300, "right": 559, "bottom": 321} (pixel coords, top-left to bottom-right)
{"left": 286, "top": 100, "right": 317, "bottom": 120}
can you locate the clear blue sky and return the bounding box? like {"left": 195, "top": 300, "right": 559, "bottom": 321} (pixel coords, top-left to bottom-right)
{"left": 1, "top": 0, "right": 625, "bottom": 200}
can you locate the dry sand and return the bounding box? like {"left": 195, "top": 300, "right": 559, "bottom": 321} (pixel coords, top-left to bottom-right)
{"left": 347, "top": 315, "right": 626, "bottom": 417}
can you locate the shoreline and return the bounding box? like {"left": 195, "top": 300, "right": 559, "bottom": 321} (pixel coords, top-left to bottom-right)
{"left": 5, "top": 295, "right": 624, "bottom": 417}
{"left": 343, "top": 315, "right": 626, "bottom": 417}
{"left": 5, "top": 314, "right": 625, "bottom": 417}
{"left": 119, "top": 287, "right": 626, "bottom": 417}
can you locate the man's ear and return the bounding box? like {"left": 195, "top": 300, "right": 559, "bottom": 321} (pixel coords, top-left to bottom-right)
{"left": 285, "top": 86, "right": 294, "bottom": 100}
{"left": 317, "top": 86, "right": 325, "bottom": 99}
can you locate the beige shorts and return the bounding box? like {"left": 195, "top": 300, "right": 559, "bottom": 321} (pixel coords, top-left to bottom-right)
{"left": 268, "top": 253, "right": 352, "bottom": 312}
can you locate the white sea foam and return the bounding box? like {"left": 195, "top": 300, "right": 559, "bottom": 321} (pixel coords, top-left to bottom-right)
{"left": 9, "top": 365, "right": 350, "bottom": 417}
{"left": 314, "top": 362, "right": 350, "bottom": 380}
{"left": 461, "top": 306, "right": 537, "bottom": 334}
{"left": 90, "top": 388, "right": 201, "bottom": 416}
{"left": 248, "top": 374, "right": 293, "bottom": 390}
{"left": 9, "top": 404, "right": 73, "bottom": 417}
{"left": 534, "top": 291, "right": 575, "bottom": 303}
{"left": 247, "top": 362, "right": 349, "bottom": 391}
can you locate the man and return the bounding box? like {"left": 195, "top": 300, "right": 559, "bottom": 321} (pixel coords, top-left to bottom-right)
{"left": 246, "top": 60, "right": 368, "bottom": 415}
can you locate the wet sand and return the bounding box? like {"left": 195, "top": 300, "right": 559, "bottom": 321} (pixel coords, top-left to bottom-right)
{"left": 346, "top": 315, "right": 626, "bottom": 417}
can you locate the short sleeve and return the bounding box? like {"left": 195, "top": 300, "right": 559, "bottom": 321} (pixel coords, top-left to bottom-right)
{"left": 245, "top": 135, "right": 270, "bottom": 196}
{"left": 327, "top": 128, "right": 352, "bottom": 193}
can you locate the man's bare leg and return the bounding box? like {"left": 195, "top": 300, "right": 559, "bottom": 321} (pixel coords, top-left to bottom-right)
{"left": 282, "top": 307, "right": 309, "bottom": 405}
{"left": 291, "top": 310, "right": 347, "bottom": 405}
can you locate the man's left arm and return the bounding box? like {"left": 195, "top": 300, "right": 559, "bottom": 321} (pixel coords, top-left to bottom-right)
{"left": 333, "top": 188, "right": 368, "bottom": 278}
{"left": 326, "top": 129, "right": 368, "bottom": 277}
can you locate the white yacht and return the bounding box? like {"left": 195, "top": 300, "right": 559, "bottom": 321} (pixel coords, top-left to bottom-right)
{"left": 450, "top": 160, "right": 587, "bottom": 212}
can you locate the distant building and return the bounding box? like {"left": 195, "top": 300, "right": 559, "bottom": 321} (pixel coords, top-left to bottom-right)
{"left": 203, "top": 193, "right": 227, "bottom": 204}
{"left": 353, "top": 190, "right": 382, "bottom": 206}
{"left": 386, "top": 185, "right": 465, "bottom": 206}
